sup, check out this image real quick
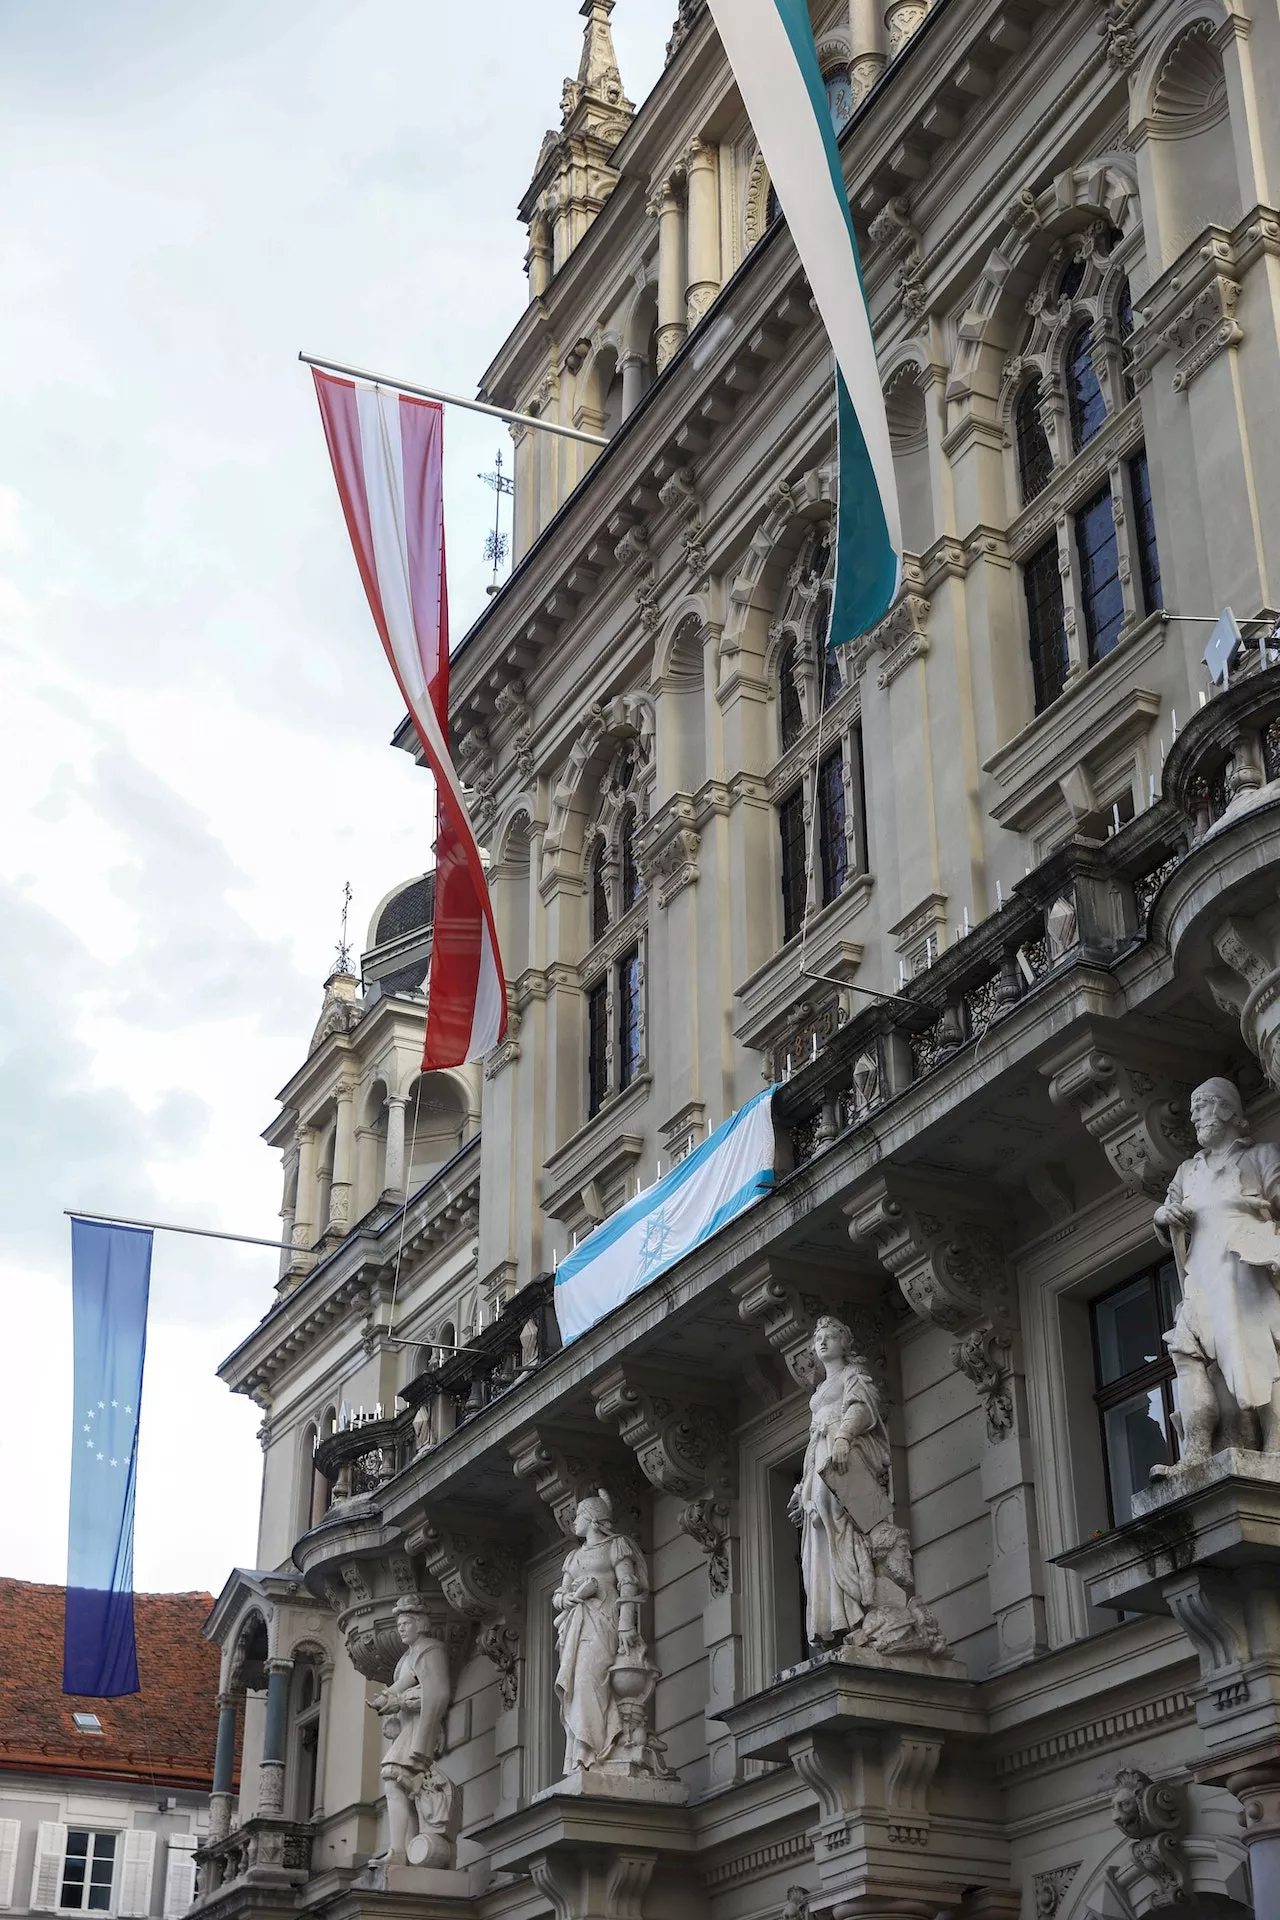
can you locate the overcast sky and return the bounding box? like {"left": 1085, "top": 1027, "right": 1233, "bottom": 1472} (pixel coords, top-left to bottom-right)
{"left": 0, "top": 0, "right": 674, "bottom": 1598}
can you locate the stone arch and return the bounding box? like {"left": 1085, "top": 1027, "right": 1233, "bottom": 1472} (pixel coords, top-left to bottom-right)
{"left": 743, "top": 150, "right": 774, "bottom": 252}
{"left": 576, "top": 333, "right": 623, "bottom": 439}
{"left": 542, "top": 691, "right": 656, "bottom": 877}
{"left": 491, "top": 801, "right": 534, "bottom": 982}
{"left": 948, "top": 156, "right": 1140, "bottom": 410}
{"left": 227, "top": 1606, "right": 270, "bottom": 1692}
{"left": 401, "top": 1068, "right": 474, "bottom": 1186}
{"left": 720, "top": 465, "right": 835, "bottom": 681}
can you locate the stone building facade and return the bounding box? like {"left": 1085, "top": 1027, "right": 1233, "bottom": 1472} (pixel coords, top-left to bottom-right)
{"left": 196, "top": 2, "right": 1280, "bottom": 1915}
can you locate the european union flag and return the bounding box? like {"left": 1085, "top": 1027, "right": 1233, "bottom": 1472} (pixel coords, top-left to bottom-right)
{"left": 64, "top": 1220, "right": 152, "bottom": 1697}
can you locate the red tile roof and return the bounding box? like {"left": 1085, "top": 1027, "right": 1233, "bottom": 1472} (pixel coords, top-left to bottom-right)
{"left": 0, "top": 1581, "right": 227, "bottom": 1792}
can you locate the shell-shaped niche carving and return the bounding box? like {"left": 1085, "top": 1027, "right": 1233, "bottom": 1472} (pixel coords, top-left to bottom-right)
{"left": 1153, "top": 20, "right": 1226, "bottom": 126}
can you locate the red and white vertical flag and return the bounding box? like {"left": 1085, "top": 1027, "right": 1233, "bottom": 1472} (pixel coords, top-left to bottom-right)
{"left": 312, "top": 370, "right": 506, "bottom": 1068}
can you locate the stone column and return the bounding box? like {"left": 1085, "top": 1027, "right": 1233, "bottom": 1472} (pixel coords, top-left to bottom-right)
{"left": 884, "top": 0, "right": 931, "bottom": 59}
{"left": 651, "top": 175, "right": 687, "bottom": 372}
{"left": 1230, "top": 1767, "right": 1280, "bottom": 1916}
{"left": 328, "top": 1082, "right": 356, "bottom": 1234}
{"left": 620, "top": 352, "right": 647, "bottom": 419}
{"left": 684, "top": 138, "right": 720, "bottom": 330}
{"left": 383, "top": 1094, "right": 408, "bottom": 1196}
{"left": 292, "top": 1124, "right": 318, "bottom": 1266}
{"left": 209, "top": 1692, "right": 238, "bottom": 1840}
{"left": 257, "top": 1659, "right": 291, "bottom": 1817}
{"left": 849, "top": 0, "right": 885, "bottom": 102}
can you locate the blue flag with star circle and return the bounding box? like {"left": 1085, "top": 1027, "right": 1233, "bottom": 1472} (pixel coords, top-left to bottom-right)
{"left": 64, "top": 1219, "right": 152, "bottom": 1697}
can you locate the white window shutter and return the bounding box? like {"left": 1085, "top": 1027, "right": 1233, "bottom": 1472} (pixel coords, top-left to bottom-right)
{"left": 0, "top": 1820, "right": 21, "bottom": 1908}
{"left": 117, "top": 1831, "right": 157, "bottom": 1918}
{"left": 162, "top": 1839, "right": 197, "bottom": 1920}
{"left": 28, "top": 1823, "right": 67, "bottom": 1913}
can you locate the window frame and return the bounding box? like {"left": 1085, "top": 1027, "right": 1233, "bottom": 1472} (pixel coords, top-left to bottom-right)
{"left": 1089, "top": 1260, "right": 1181, "bottom": 1528}
{"left": 59, "top": 1832, "right": 117, "bottom": 1915}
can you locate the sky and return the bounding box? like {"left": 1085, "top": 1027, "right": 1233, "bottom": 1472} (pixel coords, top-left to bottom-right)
{"left": 0, "top": 0, "right": 675, "bottom": 1597}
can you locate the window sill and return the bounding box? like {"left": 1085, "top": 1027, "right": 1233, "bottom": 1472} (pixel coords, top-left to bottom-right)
{"left": 984, "top": 612, "right": 1167, "bottom": 838}
{"left": 733, "top": 874, "right": 874, "bottom": 1054}
{"left": 539, "top": 1073, "right": 652, "bottom": 1224}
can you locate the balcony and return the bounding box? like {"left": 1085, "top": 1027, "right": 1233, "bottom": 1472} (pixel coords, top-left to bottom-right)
{"left": 193, "top": 1818, "right": 313, "bottom": 1909}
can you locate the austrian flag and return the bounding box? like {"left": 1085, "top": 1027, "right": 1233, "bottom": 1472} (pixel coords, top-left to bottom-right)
{"left": 312, "top": 371, "right": 506, "bottom": 1068}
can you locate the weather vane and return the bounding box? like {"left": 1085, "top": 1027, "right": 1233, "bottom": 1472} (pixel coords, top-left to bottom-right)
{"left": 478, "top": 449, "right": 514, "bottom": 596}
{"left": 335, "top": 880, "right": 353, "bottom": 974}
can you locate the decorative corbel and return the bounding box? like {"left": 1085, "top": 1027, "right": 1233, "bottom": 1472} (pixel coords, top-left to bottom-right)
{"left": 730, "top": 1262, "right": 894, "bottom": 1397}
{"left": 658, "top": 466, "right": 707, "bottom": 579}
{"left": 884, "top": 1732, "right": 943, "bottom": 1848}
{"left": 508, "top": 1424, "right": 645, "bottom": 1539}
{"left": 868, "top": 196, "right": 926, "bottom": 322}
{"left": 948, "top": 1324, "right": 1013, "bottom": 1444}
{"left": 845, "top": 1176, "right": 1015, "bottom": 1335}
{"left": 1044, "top": 1038, "right": 1197, "bottom": 1197}
{"left": 592, "top": 1367, "right": 733, "bottom": 1590}
{"left": 615, "top": 523, "right": 661, "bottom": 631}
{"left": 476, "top": 1621, "right": 521, "bottom": 1710}
{"left": 1207, "top": 910, "right": 1280, "bottom": 1091}
{"left": 1111, "top": 1769, "right": 1190, "bottom": 1908}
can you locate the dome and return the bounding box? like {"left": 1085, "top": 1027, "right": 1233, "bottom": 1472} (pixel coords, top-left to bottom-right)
{"left": 371, "top": 873, "right": 436, "bottom": 948}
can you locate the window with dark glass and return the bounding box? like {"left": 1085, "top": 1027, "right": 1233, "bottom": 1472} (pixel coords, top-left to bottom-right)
{"left": 779, "top": 786, "right": 808, "bottom": 942}
{"left": 1129, "top": 449, "right": 1163, "bottom": 615}
{"left": 778, "top": 639, "right": 804, "bottom": 749}
{"left": 1015, "top": 378, "right": 1053, "bottom": 504}
{"left": 1076, "top": 484, "right": 1125, "bottom": 664}
{"left": 1091, "top": 1261, "right": 1181, "bottom": 1525}
{"left": 587, "top": 979, "right": 609, "bottom": 1118}
{"left": 617, "top": 947, "right": 641, "bottom": 1090}
{"left": 1058, "top": 255, "right": 1086, "bottom": 303}
{"left": 818, "top": 750, "right": 848, "bottom": 907}
{"left": 1117, "top": 276, "right": 1136, "bottom": 402}
{"left": 822, "top": 648, "right": 842, "bottom": 711}
{"left": 766, "top": 183, "right": 781, "bottom": 228}
{"left": 591, "top": 841, "right": 609, "bottom": 944}
{"left": 1024, "top": 536, "right": 1069, "bottom": 712}
{"left": 60, "top": 1833, "right": 116, "bottom": 1913}
{"left": 620, "top": 805, "right": 641, "bottom": 912}
{"left": 1067, "top": 325, "right": 1107, "bottom": 451}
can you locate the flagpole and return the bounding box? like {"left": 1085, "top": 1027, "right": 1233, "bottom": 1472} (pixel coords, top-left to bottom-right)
{"left": 299, "top": 352, "right": 610, "bottom": 448}
{"left": 65, "top": 1209, "right": 298, "bottom": 1253}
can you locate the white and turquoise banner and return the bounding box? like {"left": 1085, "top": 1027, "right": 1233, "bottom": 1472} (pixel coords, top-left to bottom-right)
{"left": 554, "top": 1088, "right": 777, "bottom": 1344}
{"left": 706, "top": 0, "right": 902, "bottom": 643}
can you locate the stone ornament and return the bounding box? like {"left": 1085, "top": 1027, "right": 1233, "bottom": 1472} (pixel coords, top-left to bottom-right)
{"left": 1111, "top": 1768, "right": 1189, "bottom": 1907}
{"left": 1153, "top": 1078, "right": 1280, "bottom": 1468}
{"left": 552, "top": 1488, "right": 673, "bottom": 1782}
{"left": 369, "top": 1596, "right": 460, "bottom": 1868}
{"left": 790, "top": 1317, "right": 949, "bottom": 1659}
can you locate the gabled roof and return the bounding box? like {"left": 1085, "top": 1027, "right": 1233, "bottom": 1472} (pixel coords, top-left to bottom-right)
{"left": 0, "top": 1580, "right": 225, "bottom": 1792}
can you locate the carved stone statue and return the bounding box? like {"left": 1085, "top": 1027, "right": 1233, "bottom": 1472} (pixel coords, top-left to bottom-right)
{"left": 411, "top": 1403, "right": 432, "bottom": 1457}
{"left": 552, "top": 1489, "right": 671, "bottom": 1780}
{"left": 1153, "top": 1077, "right": 1280, "bottom": 1468}
{"left": 369, "top": 1596, "right": 460, "bottom": 1868}
{"left": 790, "top": 1316, "right": 949, "bottom": 1658}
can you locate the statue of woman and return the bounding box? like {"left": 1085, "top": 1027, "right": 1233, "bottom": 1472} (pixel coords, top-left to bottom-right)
{"left": 370, "top": 1596, "right": 457, "bottom": 1867}
{"left": 790, "top": 1316, "right": 947, "bottom": 1657}
{"left": 553, "top": 1489, "right": 655, "bottom": 1775}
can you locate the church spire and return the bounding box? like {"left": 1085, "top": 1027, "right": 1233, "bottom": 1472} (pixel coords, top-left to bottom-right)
{"left": 577, "top": 0, "right": 623, "bottom": 96}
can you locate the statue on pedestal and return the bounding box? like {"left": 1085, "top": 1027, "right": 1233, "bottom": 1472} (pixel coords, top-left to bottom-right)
{"left": 1153, "top": 1077, "right": 1280, "bottom": 1468}
{"left": 552, "top": 1489, "right": 671, "bottom": 1780}
{"left": 369, "top": 1596, "right": 460, "bottom": 1868}
{"left": 790, "top": 1316, "right": 948, "bottom": 1657}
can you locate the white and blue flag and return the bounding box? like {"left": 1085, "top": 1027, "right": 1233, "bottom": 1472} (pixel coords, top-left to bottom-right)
{"left": 706, "top": 0, "right": 902, "bottom": 643}
{"left": 554, "top": 1088, "right": 777, "bottom": 1344}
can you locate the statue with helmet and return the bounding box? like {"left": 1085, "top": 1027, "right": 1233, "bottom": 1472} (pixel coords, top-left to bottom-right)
{"left": 369, "top": 1595, "right": 460, "bottom": 1868}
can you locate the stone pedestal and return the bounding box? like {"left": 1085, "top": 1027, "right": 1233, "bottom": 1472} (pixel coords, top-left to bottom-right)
{"left": 482, "top": 1788, "right": 695, "bottom": 1920}
{"left": 536, "top": 1769, "right": 687, "bottom": 1805}
{"left": 1057, "top": 1454, "right": 1280, "bottom": 1765}
{"left": 723, "top": 1653, "right": 1008, "bottom": 1913}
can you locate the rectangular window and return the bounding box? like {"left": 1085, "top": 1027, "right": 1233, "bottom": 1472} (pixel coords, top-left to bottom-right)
{"left": 779, "top": 786, "right": 807, "bottom": 942}
{"left": 617, "top": 947, "right": 641, "bottom": 1091}
{"left": 817, "top": 749, "right": 848, "bottom": 907}
{"left": 1091, "top": 1260, "right": 1182, "bottom": 1525}
{"left": 1129, "top": 449, "right": 1163, "bottom": 616}
{"left": 61, "top": 1834, "right": 116, "bottom": 1913}
{"left": 587, "top": 978, "right": 608, "bottom": 1118}
{"left": 1024, "top": 536, "right": 1069, "bottom": 712}
{"left": 1076, "top": 484, "right": 1125, "bottom": 664}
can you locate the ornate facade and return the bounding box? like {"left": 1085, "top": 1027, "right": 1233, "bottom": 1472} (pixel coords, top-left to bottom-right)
{"left": 198, "top": 2, "right": 1280, "bottom": 1916}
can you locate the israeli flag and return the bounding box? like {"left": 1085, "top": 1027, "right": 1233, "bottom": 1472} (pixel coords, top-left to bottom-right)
{"left": 64, "top": 1220, "right": 152, "bottom": 1697}
{"left": 554, "top": 1089, "right": 777, "bottom": 1344}
{"left": 706, "top": 0, "right": 902, "bottom": 643}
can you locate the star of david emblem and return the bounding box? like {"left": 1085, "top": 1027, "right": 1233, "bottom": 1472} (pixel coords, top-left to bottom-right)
{"left": 636, "top": 1206, "right": 674, "bottom": 1280}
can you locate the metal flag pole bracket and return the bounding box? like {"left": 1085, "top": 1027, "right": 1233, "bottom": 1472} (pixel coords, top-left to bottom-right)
{"left": 299, "top": 352, "right": 610, "bottom": 447}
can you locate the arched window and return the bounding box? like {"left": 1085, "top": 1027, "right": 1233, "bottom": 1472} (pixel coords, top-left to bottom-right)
{"left": 620, "top": 806, "right": 641, "bottom": 912}
{"left": 290, "top": 1658, "right": 323, "bottom": 1822}
{"left": 1067, "top": 325, "right": 1106, "bottom": 451}
{"left": 1016, "top": 378, "right": 1053, "bottom": 503}
{"left": 778, "top": 639, "right": 804, "bottom": 749}
{"left": 1058, "top": 255, "right": 1086, "bottom": 304}
{"left": 1117, "top": 276, "right": 1136, "bottom": 402}
{"left": 591, "top": 840, "right": 609, "bottom": 944}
